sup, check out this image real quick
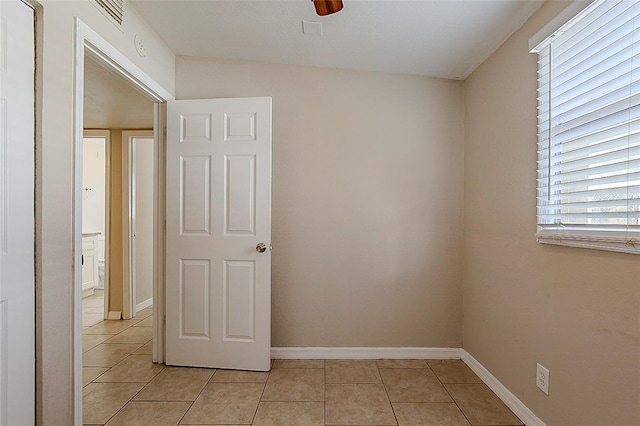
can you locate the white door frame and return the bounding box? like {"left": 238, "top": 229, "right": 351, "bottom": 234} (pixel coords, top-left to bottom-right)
{"left": 73, "top": 18, "right": 173, "bottom": 425}
{"left": 122, "top": 130, "right": 155, "bottom": 319}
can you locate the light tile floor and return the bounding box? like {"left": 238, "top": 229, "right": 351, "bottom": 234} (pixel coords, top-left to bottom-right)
{"left": 83, "top": 314, "right": 524, "bottom": 426}
{"left": 83, "top": 289, "right": 105, "bottom": 327}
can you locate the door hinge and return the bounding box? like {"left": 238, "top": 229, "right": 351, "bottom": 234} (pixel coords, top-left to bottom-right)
{"left": 163, "top": 315, "right": 166, "bottom": 325}
{"left": 163, "top": 126, "right": 167, "bottom": 138}
{"left": 164, "top": 220, "right": 167, "bottom": 230}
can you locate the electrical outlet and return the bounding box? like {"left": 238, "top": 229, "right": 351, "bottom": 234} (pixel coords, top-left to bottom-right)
{"left": 536, "top": 363, "right": 549, "bottom": 395}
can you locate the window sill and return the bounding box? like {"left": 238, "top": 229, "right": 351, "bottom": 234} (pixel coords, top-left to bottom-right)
{"left": 536, "top": 229, "right": 640, "bottom": 255}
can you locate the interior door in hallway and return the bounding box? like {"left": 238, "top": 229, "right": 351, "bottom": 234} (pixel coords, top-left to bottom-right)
{"left": 165, "top": 97, "right": 272, "bottom": 371}
{"left": 127, "top": 132, "right": 155, "bottom": 314}
{"left": 0, "top": 0, "right": 35, "bottom": 423}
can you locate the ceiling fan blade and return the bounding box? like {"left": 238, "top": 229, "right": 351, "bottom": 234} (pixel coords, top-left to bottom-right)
{"left": 313, "top": 0, "right": 343, "bottom": 16}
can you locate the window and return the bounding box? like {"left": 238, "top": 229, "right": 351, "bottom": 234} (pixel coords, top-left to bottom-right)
{"left": 532, "top": 0, "right": 639, "bottom": 254}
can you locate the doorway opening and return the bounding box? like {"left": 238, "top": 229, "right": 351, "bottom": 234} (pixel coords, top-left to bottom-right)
{"left": 81, "top": 129, "right": 110, "bottom": 327}
{"left": 82, "top": 54, "right": 156, "bottom": 326}
{"left": 122, "top": 130, "right": 155, "bottom": 318}
{"left": 74, "top": 18, "right": 173, "bottom": 423}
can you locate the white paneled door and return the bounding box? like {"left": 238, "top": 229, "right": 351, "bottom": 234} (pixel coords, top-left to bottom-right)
{"left": 0, "top": 0, "right": 35, "bottom": 424}
{"left": 166, "top": 98, "right": 272, "bottom": 371}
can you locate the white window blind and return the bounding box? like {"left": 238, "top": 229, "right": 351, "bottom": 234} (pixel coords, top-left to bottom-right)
{"left": 533, "top": 0, "right": 640, "bottom": 254}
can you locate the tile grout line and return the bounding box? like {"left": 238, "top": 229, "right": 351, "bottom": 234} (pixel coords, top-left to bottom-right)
{"left": 83, "top": 307, "right": 156, "bottom": 425}
{"left": 249, "top": 368, "right": 270, "bottom": 425}
{"left": 177, "top": 363, "right": 220, "bottom": 424}
{"left": 92, "top": 321, "right": 147, "bottom": 426}
{"left": 323, "top": 361, "right": 327, "bottom": 426}
{"left": 175, "top": 366, "right": 219, "bottom": 424}
{"left": 430, "top": 361, "right": 479, "bottom": 426}
{"left": 175, "top": 401, "right": 194, "bottom": 426}
{"left": 429, "top": 360, "right": 475, "bottom": 426}
{"left": 378, "top": 360, "right": 400, "bottom": 426}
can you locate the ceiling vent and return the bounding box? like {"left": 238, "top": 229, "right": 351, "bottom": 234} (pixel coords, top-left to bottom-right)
{"left": 93, "top": 0, "right": 125, "bottom": 27}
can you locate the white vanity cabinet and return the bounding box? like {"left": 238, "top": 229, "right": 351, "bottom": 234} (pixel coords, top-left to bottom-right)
{"left": 82, "top": 233, "right": 100, "bottom": 296}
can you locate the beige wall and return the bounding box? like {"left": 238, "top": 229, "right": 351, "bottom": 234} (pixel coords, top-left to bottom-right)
{"left": 176, "top": 57, "right": 465, "bottom": 347}
{"left": 463, "top": 2, "right": 640, "bottom": 425}
{"left": 36, "top": 2, "right": 174, "bottom": 422}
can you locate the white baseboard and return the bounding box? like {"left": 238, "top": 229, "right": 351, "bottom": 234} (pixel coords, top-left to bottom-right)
{"left": 270, "top": 347, "right": 462, "bottom": 360}
{"left": 461, "top": 350, "right": 546, "bottom": 426}
{"left": 136, "top": 297, "right": 153, "bottom": 312}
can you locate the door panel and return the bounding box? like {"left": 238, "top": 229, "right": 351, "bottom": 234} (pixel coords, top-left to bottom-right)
{"left": 224, "top": 260, "right": 255, "bottom": 341}
{"left": 225, "top": 155, "right": 256, "bottom": 235}
{"left": 179, "top": 258, "right": 210, "bottom": 338}
{"left": 0, "top": 1, "right": 35, "bottom": 424}
{"left": 166, "top": 97, "right": 271, "bottom": 371}
{"left": 180, "top": 155, "right": 211, "bottom": 235}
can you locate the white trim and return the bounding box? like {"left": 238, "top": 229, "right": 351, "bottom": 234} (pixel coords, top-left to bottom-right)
{"left": 72, "top": 19, "right": 85, "bottom": 425}
{"left": 136, "top": 297, "right": 153, "bottom": 312}
{"left": 270, "top": 347, "right": 462, "bottom": 360}
{"left": 73, "top": 17, "right": 173, "bottom": 426}
{"left": 121, "top": 129, "right": 132, "bottom": 319}
{"left": 536, "top": 232, "right": 640, "bottom": 255}
{"left": 121, "top": 131, "right": 132, "bottom": 319}
{"left": 461, "top": 350, "right": 546, "bottom": 426}
{"left": 81, "top": 24, "right": 172, "bottom": 103}
{"left": 153, "top": 103, "right": 166, "bottom": 364}
{"left": 529, "top": 0, "right": 595, "bottom": 52}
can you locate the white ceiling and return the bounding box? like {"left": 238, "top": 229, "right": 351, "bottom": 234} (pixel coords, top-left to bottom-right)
{"left": 130, "top": 0, "right": 544, "bottom": 80}
{"left": 84, "top": 56, "right": 155, "bottom": 129}
{"left": 83, "top": 1, "right": 545, "bottom": 127}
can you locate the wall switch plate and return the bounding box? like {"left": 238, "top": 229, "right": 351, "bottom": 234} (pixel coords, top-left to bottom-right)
{"left": 536, "top": 363, "right": 549, "bottom": 395}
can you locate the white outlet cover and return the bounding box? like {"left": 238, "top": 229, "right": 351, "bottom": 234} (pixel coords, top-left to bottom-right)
{"left": 536, "top": 363, "right": 549, "bottom": 395}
